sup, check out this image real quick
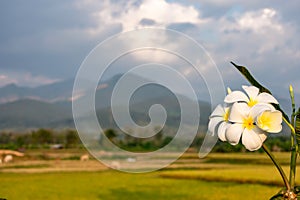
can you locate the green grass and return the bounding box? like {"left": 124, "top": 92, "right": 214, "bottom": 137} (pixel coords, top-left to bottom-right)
{"left": 0, "top": 164, "right": 50, "bottom": 169}
{"left": 0, "top": 170, "right": 279, "bottom": 200}
{"left": 203, "top": 152, "right": 297, "bottom": 165}
{"left": 160, "top": 165, "right": 299, "bottom": 186}
{"left": 0, "top": 152, "right": 296, "bottom": 199}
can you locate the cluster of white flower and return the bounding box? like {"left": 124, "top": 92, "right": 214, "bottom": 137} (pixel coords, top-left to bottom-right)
{"left": 209, "top": 85, "right": 283, "bottom": 151}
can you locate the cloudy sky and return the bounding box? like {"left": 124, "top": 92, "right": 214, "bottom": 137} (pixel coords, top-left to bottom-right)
{"left": 0, "top": 0, "right": 299, "bottom": 104}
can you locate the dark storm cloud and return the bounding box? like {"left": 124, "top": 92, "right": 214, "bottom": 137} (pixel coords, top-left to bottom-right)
{"left": 0, "top": 0, "right": 121, "bottom": 79}
{"left": 0, "top": 0, "right": 299, "bottom": 101}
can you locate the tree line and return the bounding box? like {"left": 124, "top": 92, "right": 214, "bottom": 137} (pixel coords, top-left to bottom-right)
{"left": 0, "top": 129, "right": 80, "bottom": 149}
{"left": 0, "top": 128, "right": 291, "bottom": 152}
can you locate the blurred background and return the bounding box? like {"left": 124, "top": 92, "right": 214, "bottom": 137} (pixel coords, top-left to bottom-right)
{"left": 0, "top": 0, "right": 299, "bottom": 199}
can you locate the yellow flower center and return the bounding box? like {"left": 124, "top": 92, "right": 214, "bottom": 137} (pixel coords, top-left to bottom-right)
{"left": 248, "top": 98, "right": 258, "bottom": 107}
{"left": 243, "top": 116, "right": 254, "bottom": 130}
{"left": 223, "top": 108, "right": 230, "bottom": 122}
{"left": 256, "top": 111, "right": 272, "bottom": 130}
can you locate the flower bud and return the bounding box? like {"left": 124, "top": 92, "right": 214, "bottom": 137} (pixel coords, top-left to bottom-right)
{"left": 227, "top": 87, "right": 232, "bottom": 94}
{"left": 289, "top": 84, "right": 294, "bottom": 99}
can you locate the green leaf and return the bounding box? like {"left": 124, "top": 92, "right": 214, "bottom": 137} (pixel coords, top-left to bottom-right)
{"left": 296, "top": 109, "right": 300, "bottom": 154}
{"left": 270, "top": 194, "right": 284, "bottom": 200}
{"left": 230, "top": 62, "right": 290, "bottom": 123}
{"left": 295, "top": 185, "right": 300, "bottom": 195}
{"left": 270, "top": 189, "right": 285, "bottom": 200}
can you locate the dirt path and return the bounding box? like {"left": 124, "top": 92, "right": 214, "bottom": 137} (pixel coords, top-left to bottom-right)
{"left": 0, "top": 160, "right": 108, "bottom": 173}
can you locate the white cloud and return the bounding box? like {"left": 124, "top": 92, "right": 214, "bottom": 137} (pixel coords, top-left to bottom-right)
{"left": 74, "top": 2, "right": 300, "bottom": 99}
{"left": 237, "top": 8, "right": 282, "bottom": 33}
{"left": 72, "top": 0, "right": 208, "bottom": 64}
{"left": 85, "top": 0, "right": 204, "bottom": 33}
{"left": 77, "top": 2, "right": 300, "bottom": 102}
{"left": 0, "top": 74, "right": 18, "bottom": 87}
{"left": 184, "top": 6, "right": 300, "bottom": 101}
{"left": 0, "top": 71, "right": 60, "bottom": 87}
{"left": 21, "top": 73, "right": 60, "bottom": 87}
{"left": 212, "top": 7, "right": 297, "bottom": 64}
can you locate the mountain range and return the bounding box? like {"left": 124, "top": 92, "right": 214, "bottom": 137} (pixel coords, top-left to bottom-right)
{"left": 0, "top": 79, "right": 75, "bottom": 104}
{"left": 0, "top": 74, "right": 211, "bottom": 130}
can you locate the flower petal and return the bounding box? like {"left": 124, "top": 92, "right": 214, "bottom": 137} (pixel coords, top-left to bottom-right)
{"left": 256, "top": 103, "right": 276, "bottom": 111}
{"left": 268, "top": 124, "right": 282, "bottom": 133}
{"left": 228, "top": 102, "right": 250, "bottom": 123}
{"left": 271, "top": 111, "right": 283, "bottom": 124}
{"left": 208, "top": 117, "right": 223, "bottom": 133}
{"left": 256, "top": 93, "right": 279, "bottom": 104}
{"left": 217, "top": 121, "right": 230, "bottom": 141}
{"left": 255, "top": 127, "right": 268, "bottom": 142}
{"left": 242, "top": 85, "right": 259, "bottom": 100}
{"left": 249, "top": 103, "right": 274, "bottom": 118}
{"left": 242, "top": 127, "right": 267, "bottom": 151}
{"left": 256, "top": 110, "right": 282, "bottom": 133}
{"left": 268, "top": 111, "right": 282, "bottom": 125}
{"left": 210, "top": 104, "right": 225, "bottom": 118}
{"left": 225, "top": 123, "right": 243, "bottom": 145}
{"left": 224, "top": 91, "right": 249, "bottom": 103}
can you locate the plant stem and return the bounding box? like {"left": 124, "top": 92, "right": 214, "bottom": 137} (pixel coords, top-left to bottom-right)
{"left": 290, "top": 147, "right": 297, "bottom": 189}
{"left": 288, "top": 86, "right": 297, "bottom": 190}
{"left": 283, "top": 117, "right": 296, "bottom": 137}
{"left": 290, "top": 116, "right": 297, "bottom": 190}
{"left": 262, "top": 144, "right": 291, "bottom": 191}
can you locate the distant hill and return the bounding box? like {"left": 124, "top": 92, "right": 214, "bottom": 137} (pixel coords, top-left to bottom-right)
{"left": 0, "top": 74, "right": 211, "bottom": 130}
{"left": 0, "top": 99, "right": 72, "bottom": 129}
{"left": 0, "top": 79, "right": 74, "bottom": 104}
{"left": 96, "top": 94, "right": 210, "bottom": 130}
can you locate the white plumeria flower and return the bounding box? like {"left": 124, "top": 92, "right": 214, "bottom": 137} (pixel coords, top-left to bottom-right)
{"left": 256, "top": 110, "right": 282, "bottom": 133}
{"left": 225, "top": 102, "right": 282, "bottom": 151}
{"left": 208, "top": 104, "right": 231, "bottom": 141}
{"left": 224, "top": 85, "right": 278, "bottom": 107}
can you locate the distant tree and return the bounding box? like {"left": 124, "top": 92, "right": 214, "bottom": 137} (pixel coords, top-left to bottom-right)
{"left": 53, "top": 132, "right": 65, "bottom": 144}
{"left": 15, "top": 134, "right": 26, "bottom": 147}
{"left": 32, "top": 129, "right": 53, "bottom": 145}
{"left": 104, "top": 129, "right": 117, "bottom": 141}
{"left": 0, "top": 132, "right": 12, "bottom": 144}
{"left": 98, "top": 129, "right": 118, "bottom": 149}
{"left": 65, "top": 130, "right": 80, "bottom": 148}
{"left": 154, "top": 129, "right": 163, "bottom": 146}
{"left": 161, "top": 136, "right": 173, "bottom": 147}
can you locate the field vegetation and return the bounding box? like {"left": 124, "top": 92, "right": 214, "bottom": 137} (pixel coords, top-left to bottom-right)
{"left": 0, "top": 128, "right": 297, "bottom": 199}
{"left": 0, "top": 149, "right": 298, "bottom": 199}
